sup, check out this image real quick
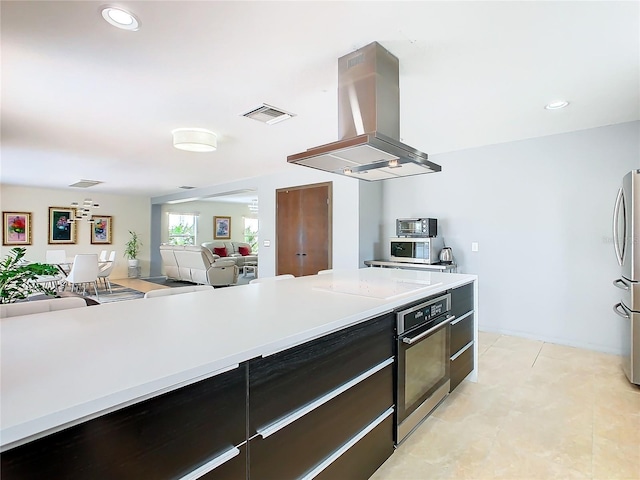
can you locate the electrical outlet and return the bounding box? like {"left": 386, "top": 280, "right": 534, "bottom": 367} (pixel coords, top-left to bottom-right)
{"left": 471, "top": 242, "right": 479, "bottom": 252}
{"left": 263, "top": 240, "right": 271, "bottom": 247}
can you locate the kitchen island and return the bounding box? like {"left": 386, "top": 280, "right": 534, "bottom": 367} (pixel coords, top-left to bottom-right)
{"left": 1, "top": 268, "right": 477, "bottom": 479}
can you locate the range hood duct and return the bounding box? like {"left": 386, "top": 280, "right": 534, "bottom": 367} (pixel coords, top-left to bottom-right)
{"left": 287, "top": 42, "right": 441, "bottom": 181}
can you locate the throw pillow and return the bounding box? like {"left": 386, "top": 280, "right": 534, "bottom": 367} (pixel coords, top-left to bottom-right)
{"left": 213, "top": 247, "right": 228, "bottom": 257}
{"left": 238, "top": 246, "right": 251, "bottom": 256}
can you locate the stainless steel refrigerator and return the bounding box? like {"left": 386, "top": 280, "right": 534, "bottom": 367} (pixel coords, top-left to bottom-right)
{"left": 613, "top": 169, "right": 640, "bottom": 385}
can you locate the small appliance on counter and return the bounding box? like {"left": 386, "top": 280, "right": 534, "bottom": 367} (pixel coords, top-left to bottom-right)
{"left": 439, "top": 247, "right": 453, "bottom": 264}
{"left": 396, "top": 218, "right": 437, "bottom": 238}
{"left": 390, "top": 237, "right": 444, "bottom": 264}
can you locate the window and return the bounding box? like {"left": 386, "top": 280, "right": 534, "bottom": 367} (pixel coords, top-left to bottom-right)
{"left": 168, "top": 213, "right": 197, "bottom": 245}
{"left": 244, "top": 217, "right": 258, "bottom": 253}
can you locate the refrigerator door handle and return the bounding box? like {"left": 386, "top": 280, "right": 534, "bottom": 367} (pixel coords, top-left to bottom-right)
{"left": 613, "top": 278, "right": 631, "bottom": 290}
{"left": 613, "top": 302, "right": 631, "bottom": 319}
{"left": 613, "top": 187, "right": 625, "bottom": 266}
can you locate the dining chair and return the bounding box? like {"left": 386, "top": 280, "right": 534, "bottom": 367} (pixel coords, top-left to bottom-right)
{"left": 99, "top": 250, "right": 108, "bottom": 262}
{"left": 144, "top": 285, "right": 214, "bottom": 298}
{"left": 46, "top": 249, "right": 71, "bottom": 275}
{"left": 249, "top": 274, "right": 294, "bottom": 284}
{"left": 63, "top": 254, "right": 100, "bottom": 299}
{"left": 97, "top": 251, "right": 116, "bottom": 293}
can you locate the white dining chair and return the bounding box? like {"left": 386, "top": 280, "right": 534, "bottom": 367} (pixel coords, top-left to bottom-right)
{"left": 63, "top": 254, "right": 100, "bottom": 298}
{"left": 46, "top": 249, "right": 71, "bottom": 275}
{"left": 99, "top": 250, "right": 108, "bottom": 262}
{"left": 144, "top": 285, "right": 214, "bottom": 298}
{"left": 249, "top": 274, "right": 294, "bottom": 284}
{"left": 97, "top": 250, "right": 117, "bottom": 293}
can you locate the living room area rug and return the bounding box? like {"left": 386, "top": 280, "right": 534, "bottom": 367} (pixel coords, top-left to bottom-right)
{"left": 142, "top": 275, "right": 253, "bottom": 287}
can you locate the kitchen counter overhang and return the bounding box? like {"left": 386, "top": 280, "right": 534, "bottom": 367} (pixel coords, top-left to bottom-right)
{"left": 0, "top": 268, "right": 476, "bottom": 451}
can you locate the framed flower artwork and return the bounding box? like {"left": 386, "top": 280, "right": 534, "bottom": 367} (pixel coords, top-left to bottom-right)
{"left": 90, "top": 215, "right": 112, "bottom": 244}
{"left": 214, "top": 216, "right": 231, "bottom": 239}
{"left": 2, "top": 212, "right": 32, "bottom": 245}
{"left": 48, "top": 207, "right": 76, "bottom": 244}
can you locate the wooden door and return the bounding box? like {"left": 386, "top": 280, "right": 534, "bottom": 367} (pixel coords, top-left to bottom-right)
{"left": 277, "top": 182, "right": 332, "bottom": 276}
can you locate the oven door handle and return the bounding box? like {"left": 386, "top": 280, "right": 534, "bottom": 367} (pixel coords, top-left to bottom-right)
{"left": 402, "top": 314, "right": 455, "bottom": 345}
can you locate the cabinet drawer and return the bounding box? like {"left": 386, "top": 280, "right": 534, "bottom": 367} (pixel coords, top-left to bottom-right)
{"left": 1, "top": 366, "right": 247, "bottom": 480}
{"left": 313, "top": 414, "right": 394, "bottom": 480}
{"left": 451, "top": 312, "right": 474, "bottom": 355}
{"left": 450, "top": 343, "right": 474, "bottom": 391}
{"left": 249, "top": 364, "right": 393, "bottom": 480}
{"left": 450, "top": 282, "right": 474, "bottom": 319}
{"left": 249, "top": 313, "right": 394, "bottom": 433}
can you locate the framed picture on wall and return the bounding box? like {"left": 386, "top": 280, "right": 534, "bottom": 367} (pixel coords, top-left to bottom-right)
{"left": 48, "top": 207, "right": 76, "bottom": 244}
{"left": 214, "top": 216, "right": 231, "bottom": 239}
{"left": 90, "top": 215, "right": 112, "bottom": 244}
{"left": 2, "top": 212, "right": 32, "bottom": 246}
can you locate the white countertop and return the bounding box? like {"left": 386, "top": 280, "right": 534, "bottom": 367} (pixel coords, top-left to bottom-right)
{"left": 0, "top": 268, "right": 476, "bottom": 450}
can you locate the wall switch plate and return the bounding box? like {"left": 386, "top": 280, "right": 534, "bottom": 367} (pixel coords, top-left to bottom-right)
{"left": 472, "top": 242, "right": 479, "bottom": 252}
{"left": 263, "top": 240, "right": 271, "bottom": 247}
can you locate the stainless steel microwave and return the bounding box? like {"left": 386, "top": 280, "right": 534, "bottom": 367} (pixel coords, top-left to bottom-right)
{"left": 390, "top": 237, "right": 444, "bottom": 264}
{"left": 396, "top": 218, "right": 437, "bottom": 238}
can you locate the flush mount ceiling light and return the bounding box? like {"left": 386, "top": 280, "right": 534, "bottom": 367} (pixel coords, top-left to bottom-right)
{"left": 172, "top": 128, "right": 218, "bottom": 152}
{"left": 545, "top": 100, "right": 570, "bottom": 110}
{"left": 101, "top": 6, "right": 140, "bottom": 31}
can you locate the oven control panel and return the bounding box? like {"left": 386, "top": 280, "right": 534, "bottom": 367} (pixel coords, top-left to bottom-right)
{"left": 396, "top": 293, "right": 451, "bottom": 335}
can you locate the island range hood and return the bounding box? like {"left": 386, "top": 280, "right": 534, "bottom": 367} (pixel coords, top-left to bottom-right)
{"left": 287, "top": 42, "right": 441, "bottom": 181}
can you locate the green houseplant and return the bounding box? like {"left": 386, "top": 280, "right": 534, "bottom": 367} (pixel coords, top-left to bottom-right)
{"left": 0, "top": 247, "right": 59, "bottom": 303}
{"left": 124, "top": 230, "right": 142, "bottom": 267}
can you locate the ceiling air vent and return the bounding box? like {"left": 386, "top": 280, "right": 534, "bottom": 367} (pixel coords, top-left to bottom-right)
{"left": 242, "top": 103, "right": 295, "bottom": 125}
{"left": 69, "top": 179, "right": 103, "bottom": 188}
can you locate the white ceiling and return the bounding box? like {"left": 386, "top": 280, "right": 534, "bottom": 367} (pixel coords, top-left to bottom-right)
{"left": 2, "top": 1, "right": 638, "bottom": 198}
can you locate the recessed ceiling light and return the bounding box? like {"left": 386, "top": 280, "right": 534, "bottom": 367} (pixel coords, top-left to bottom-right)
{"left": 545, "top": 100, "right": 569, "bottom": 110}
{"left": 101, "top": 6, "right": 140, "bottom": 31}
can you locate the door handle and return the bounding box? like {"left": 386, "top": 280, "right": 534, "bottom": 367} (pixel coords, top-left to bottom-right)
{"left": 295, "top": 253, "right": 307, "bottom": 256}
{"left": 613, "top": 278, "right": 630, "bottom": 291}
{"left": 613, "top": 187, "right": 625, "bottom": 266}
{"left": 402, "top": 315, "right": 455, "bottom": 344}
{"left": 613, "top": 302, "right": 631, "bottom": 319}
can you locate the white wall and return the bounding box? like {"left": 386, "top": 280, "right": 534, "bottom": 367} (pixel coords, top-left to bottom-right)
{"left": 381, "top": 121, "right": 639, "bottom": 354}
{"left": 0, "top": 185, "right": 150, "bottom": 279}
{"left": 152, "top": 163, "right": 362, "bottom": 278}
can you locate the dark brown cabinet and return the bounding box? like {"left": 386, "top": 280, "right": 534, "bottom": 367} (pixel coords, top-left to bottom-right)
{"left": 450, "top": 282, "right": 475, "bottom": 391}
{"left": 1, "top": 313, "right": 397, "bottom": 480}
{"left": 0, "top": 366, "right": 247, "bottom": 480}
{"left": 248, "top": 313, "right": 395, "bottom": 479}
{"left": 276, "top": 182, "right": 332, "bottom": 276}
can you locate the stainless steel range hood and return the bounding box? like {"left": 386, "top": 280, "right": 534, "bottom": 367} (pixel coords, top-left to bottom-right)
{"left": 287, "top": 42, "right": 441, "bottom": 181}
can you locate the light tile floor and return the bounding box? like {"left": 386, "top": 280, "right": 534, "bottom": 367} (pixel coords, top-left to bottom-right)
{"left": 111, "top": 277, "right": 170, "bottom": 293}
{"left": 371, "top": 332, "right": 640, "bottom": 480}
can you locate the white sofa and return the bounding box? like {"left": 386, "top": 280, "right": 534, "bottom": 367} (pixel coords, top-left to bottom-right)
{"left": 159, "top": 245, "right": 239, "bottom": 287}
{"left": 201, "top": 241, "right": 258, "bottom": 268}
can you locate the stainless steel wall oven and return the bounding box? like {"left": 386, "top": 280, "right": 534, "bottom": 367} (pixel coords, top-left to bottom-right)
{"left": 395, "top": 293, "right": 454, "bottom": 444}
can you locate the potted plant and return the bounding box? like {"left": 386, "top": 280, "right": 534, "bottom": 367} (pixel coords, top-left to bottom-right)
{"left": 0, "top": 247, "right": 60, "bottom": 303}
{"left": 124, "top": 230, "right": 142, "bottom": 267}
